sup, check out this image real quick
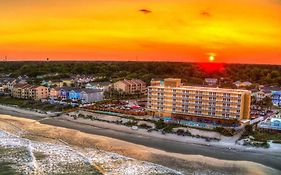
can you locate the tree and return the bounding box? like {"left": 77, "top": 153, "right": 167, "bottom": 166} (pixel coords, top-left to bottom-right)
{"left": 257, "top": 96, "right": 273, "bottom": 110}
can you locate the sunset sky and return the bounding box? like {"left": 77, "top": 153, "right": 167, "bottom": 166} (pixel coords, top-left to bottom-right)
{"left": 0, "top": 0, "right": 281, "bottom": 64}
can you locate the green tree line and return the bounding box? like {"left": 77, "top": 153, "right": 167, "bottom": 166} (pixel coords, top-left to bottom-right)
{"left": 0, "top": 61, "right": 280, "bottom": 86}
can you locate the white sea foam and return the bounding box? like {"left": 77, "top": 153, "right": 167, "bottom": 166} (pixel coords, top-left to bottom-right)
{"left": 0, "top": 130, "right": 182, "bottom": 175}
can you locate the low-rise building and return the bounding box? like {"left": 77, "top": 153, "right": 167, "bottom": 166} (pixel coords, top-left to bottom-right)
{"left": 150, "top": 78, "right": 164, "bottom": 86}
{"left": 68, "top": 89, "right": 82, "bottom": 100}
{"left": 205, "top": 78, "right": 218, "bottom": 86}
{"left": 258, "top": 113, "right": 281, "bottom": 132}
{"left": 81, "top": 89, "right": 103, "bottom": 103}
{"left": 52, "top": 87, "right": 104, "bottom": 103}
{"left": 85, "top": 82, "right": 112, "bottom": 91}
{"left": 234, "top": 81, "right": 252, "bottom": 87}
{"left": 12, "top": 84, "right": 49, "bottom": 100}
{"left": 254, "top": 86, "right": 281, "bottom": 106}
{"left": 49, "top": 87, "right": 60, "bottom": 98}
{"left": 61, "top": 79, "right": 74, "bottom": 87}
{"left": 114, "top": 79, "right": 146, "bottom": 94}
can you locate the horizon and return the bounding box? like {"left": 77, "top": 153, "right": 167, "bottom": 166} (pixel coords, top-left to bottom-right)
{"left": 1, "top": 60, "right": 281, "bottom": 66}
{"left": 0, "top": 0, "right": 281, "bottom": 64}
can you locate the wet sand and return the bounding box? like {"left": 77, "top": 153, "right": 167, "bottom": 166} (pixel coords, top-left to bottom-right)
{"left": 0, "top": 110, "right": 281, "bottom": 174}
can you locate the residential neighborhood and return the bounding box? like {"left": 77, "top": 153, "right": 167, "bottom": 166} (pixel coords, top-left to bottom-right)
{"left": 0, "top": 72, "right": 280, "bottom": 131}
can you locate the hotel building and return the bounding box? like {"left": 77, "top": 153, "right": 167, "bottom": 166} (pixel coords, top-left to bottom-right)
{"left": 12, "top": 84, "right": 49, "bottom": 101}
{"left": 147, "top": 78, "right": 251, "bottom": 126}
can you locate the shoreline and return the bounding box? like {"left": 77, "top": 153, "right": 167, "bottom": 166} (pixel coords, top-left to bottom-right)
{"left": 0, "top": 104, "right": 49, "bottom": 119}
{"left": 0, "top": 104, "right": 281, "bottom": 173}
{"left": 0, "top": 114, "right": 279, "bottom": 175}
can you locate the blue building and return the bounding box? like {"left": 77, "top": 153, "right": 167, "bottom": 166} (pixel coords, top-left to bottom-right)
{"left": 59, "top": 88, "right": 71, "bottom": 99}
{"left": 68, "top": 89, "right": 82, "bottom": 100}
{"left": 261, "top": 86, "right": 281, "bottom": 107}
{"left": 272, "top": 91, "right": 281, "bottom": 107}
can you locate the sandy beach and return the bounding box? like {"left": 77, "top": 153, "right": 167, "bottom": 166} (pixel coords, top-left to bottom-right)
{"left": 0, "top": 111, "right": 280, "bottom": 175}
{"left": 0, "top": 104, "right": 49, "bottom": 119}
{"left": 0, "top": 106, "right": 281, "bottom": 174}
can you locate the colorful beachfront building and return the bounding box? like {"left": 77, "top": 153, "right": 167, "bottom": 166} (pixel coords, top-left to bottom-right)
{"left": 258, "top": 113, "right": 281, "bottom": 132}
{"left": 50, "top": 87, "right": 103, "bottom": 103}
{"left": 272, "top": 91, "right": 281, "bottom": 107}
{"left": 68, "top": 89, "right": 82, "bottom": 100}
{"left": 147, "top": 78, "right": 251, "bottom": 127}
{"left": 80, "top": 89, "right": 103, "bottom": 103}
{"left": 254, "top": 86, "right": 281, "bottom": 107}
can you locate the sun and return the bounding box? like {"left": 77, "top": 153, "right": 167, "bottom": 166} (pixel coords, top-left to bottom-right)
{"left": 208, "top": 53, "right": 216, "bottom": 62}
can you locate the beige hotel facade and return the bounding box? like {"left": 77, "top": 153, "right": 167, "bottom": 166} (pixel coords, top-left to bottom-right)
{"left": 147, "top": 78, "right": 251, "bottom": 126}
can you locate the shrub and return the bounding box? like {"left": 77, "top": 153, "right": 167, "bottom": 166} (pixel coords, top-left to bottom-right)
{"left": 138, "top": 123, "right": 152, "bottom": 129}
{"left": 214, "top": 127, "right": 235, "bottom": 136}
{"left": 272, "top": 140, "right": 281, "bottom": 144}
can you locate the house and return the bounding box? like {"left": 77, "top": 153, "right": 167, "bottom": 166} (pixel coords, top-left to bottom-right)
{"left": 49, "top": 80, "right": 64, "bottom": 87}
{"left": 85, "top": 82, "right": 112, "bottom": 91}
{"left": 0, "top": 84, "right": 4, "bottom": 94}
{"left": 49, "top": 87, "right": 60, "bottom": 98}
{"left": 256, "top": 86, "right": 281, "bottom": 106}
{"left": 234, "top": 81, "right": 252, "bottom": 87}
{"left": 272, "top": 91, "right": 281, "bottom": 107}
{"left": 80, "top": 89, "right": 103, "bottom": 103}
{"left": 12, "top": 84, "right": 49, "bottom": 100}
{"left": 150, "top": 78, "right": 164, "bottom": 86}
{"left": 0, "top": 78, "right": 17, "bottom": 91}
{"left": 61, "top": 79, "right": 74, "bottom": 87}
{"left": 271, "top": 117, "right": 281, "bottom": 129}
{"left": 74, "top": 75, "right": 96, "bottom": 84}
{"left": 252, "top": 89, "right": 272, "bottom": 101}
{"left": 258, "top": 113, "right": 281, "bottom": 132}
{"left": 260, "top": 86, "right": 281, "bottom": 106}
{"left": 68, "top": 89, "right": 82, "bottom": 100}
{"left": 114, "top": 79, "right": 146, "bottom": 94}
{"left": 204, "top": 78, "right": 218, "bottom": 86}
{"left": 41, "top": 80, "right": 64, "bottom": 88}
{"left": 59, "top": 87, "right": 73, "bottom": 99}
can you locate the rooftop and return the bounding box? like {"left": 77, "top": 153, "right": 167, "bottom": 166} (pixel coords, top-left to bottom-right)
{"left": 149, "top": 85, "right": 250, "bottom": 94}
